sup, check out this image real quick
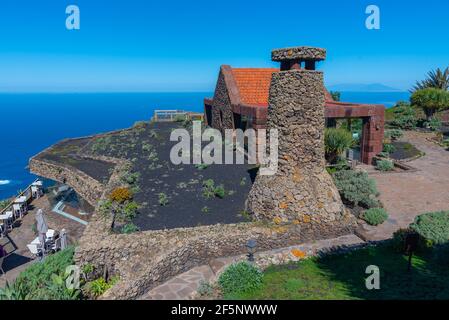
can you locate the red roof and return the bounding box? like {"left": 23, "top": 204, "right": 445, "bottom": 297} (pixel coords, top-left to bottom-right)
{"left": 231, "top": 68, "right": 279, "bottom": 106}
{"left": 230, "top": 67, "right": 336, "bottom": 107}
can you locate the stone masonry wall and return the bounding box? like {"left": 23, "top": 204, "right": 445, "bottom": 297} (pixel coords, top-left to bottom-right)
{"left": 211, "top": 69, "right": 235, "bottom": 131}
{"left": 75, "top": 217, "right": 356, "bottom": 300}
{"left": 247, "top": 69, "right": 350, "bottom": 226}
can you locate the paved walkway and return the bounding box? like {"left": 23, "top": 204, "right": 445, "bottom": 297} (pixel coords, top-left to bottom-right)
{"left": 358, "top": 131, "right": 449, "bottom": 240}
{"left": 140, "top": 234, "right": 363, "bottom": 300}
{"left": 0, "top": 196, "right": 86, "bottom": 287}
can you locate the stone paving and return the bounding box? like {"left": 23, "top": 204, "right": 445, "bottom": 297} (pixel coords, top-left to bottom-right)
{"left": 141, "top": 234, "right": 363, "bottom": 300}
{"left": 0, "top": 195, "right": 86, "bottom": 288}
{"left": 357, "top": 131, "right": 449, "bottom": 241}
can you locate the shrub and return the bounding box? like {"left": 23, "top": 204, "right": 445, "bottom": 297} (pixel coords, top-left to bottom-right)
{"left": 376, "top": 159, "right": 394, "bottom": 172}
{"left": 389, "top": 101, "right": 417, "bottom": 129}
{"left": 324, "top": 128, "right": 354, "bottom": 164}
{"left": 158, "top": 193, "right": 169, "bottom": 206}
{"left": 410, "top": 211, "right": 449, "bottom": 245}
{"left": 0, "top": 199, "right": 10, "bottom": 210}
{"left": 362, "top": 208, "right": 388, "bottom": 226}
{"left": 218, "top": 262, "right": 263, "bottom": 298}
{"left": 122, "top": 201, "right": 139, "bottom": 221}
{"left": 332, "top": 170, "right": 379, "bottom": 208}
{"left": 202, "top": 179, "right": 226, "bottom": 199}
{"left": 195, "top": 163, "right": 209, "bottom": 170}
{"left": 385, "top": 129, "right": 403, "bottom": 141}
{"left": 109, "top": 187, "right": 132, "bottom": 204}
{"left": 383, "top": 143, "right": 396, "bottom": 154}
{"left": 121, "top": 223, "right": 139, "bottom": 234}
{"left": 0, "top": 247, "right": 80, "bottom": 300}
{"left": 85, "top": 276, "right": 119, "bottom": 299}
{"left": 214, "top": 184, "right": 226, "bottom": 199}
{"left": 424, "top": 118, "right": 442, "bottom": 131}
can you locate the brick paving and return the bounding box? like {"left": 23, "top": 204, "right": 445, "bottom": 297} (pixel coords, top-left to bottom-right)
{"left": 0, "top": 195, "right": 86, "bottom": 288}
{"left": 357, "top": 131, "right": 449, "bottom": 241}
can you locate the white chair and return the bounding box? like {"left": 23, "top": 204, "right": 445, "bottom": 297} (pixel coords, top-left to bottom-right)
{"left": 27, "top": 243, "right": 43, "bottom": 258}
{"left": 12, "top": 203, "right": 23, "bottom": 219}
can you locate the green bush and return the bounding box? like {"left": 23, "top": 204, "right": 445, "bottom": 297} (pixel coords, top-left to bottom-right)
{"left": 218, "top": 262, "right": 263, "bottom": 298}
{"left": 0, "top": 199, "right": 10, "bottom": 210}
{"left": 121, "top": 223, "right": 139, "bottom": 234}
{"left": 324, "top": 128, "right": 354, "bottom": 164}
{"left": 410, "top": 211, "right": 449, "bottom": 245}
{"left": 158, "top": 193, "right": 169, "bottom": 206}
{"left": 0, "top": 247, "right": 80, "bottom": 300}
{"left": 85, "top": 276, "right": 119, "bottom": 299}
{"left": 214, "top": 184, "right": 226, "bottom": 199}
{"left": 389, "top": 101, "right": 417, "bottom": 129}
{"left": 383, "top": 143, "right": 396, "bottom": 154}
{"left": 424, "top": 118, "right": 442, "bottom": 131}
{"left": 385, "top": 129, "right": 403, "bottom": 141}
{"left": 332, "top": 170, "right": 379, "bottom": 208}
{"left": 376, "top": 159, "right": 394, "bottom": 171}
{"left": 432, "top": 243, "right": 449, "bottom": 266}
{"left": 362, "top": 208, "right": 388, "bottom": 226}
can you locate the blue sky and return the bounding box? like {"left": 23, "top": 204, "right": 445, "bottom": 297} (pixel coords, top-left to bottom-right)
{"left": 0, "top": 0, "right": 448, "bottom": 92}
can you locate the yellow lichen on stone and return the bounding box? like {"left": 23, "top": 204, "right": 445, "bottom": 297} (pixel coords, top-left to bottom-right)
{"left": 291, "top": 248, "right": 306, "bottom": 259}
{"left": 302, "top": 215, "right": 311, "bottom": 223}
{"left": 273, "top": 217, "right": 282, "bottom": 225}
{"left": 279, "top": 202, "right": 288, "bottom": 210}
{"left": 292, "top": 219, "right": 300, "bottom": 225}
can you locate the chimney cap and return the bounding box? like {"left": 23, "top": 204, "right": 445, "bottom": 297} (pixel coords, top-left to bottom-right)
{"left": 271, "top": 46, "right": 326, "bottom": 62}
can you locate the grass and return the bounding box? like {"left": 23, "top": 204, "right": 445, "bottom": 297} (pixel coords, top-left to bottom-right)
{"left": 233, "top": 244, "right": 449, "bottom": 300}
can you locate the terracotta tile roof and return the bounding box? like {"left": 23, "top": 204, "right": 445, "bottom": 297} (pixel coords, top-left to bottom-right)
{"left": 230, "top": 67, "right": 337, "bottom": 107}
{"left": 231, "top": 68, "right": 279, "bottom": 106}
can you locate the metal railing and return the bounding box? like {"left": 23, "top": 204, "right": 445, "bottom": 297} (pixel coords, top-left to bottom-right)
{"left": 152, "top": 110, "right": 204, "bottom": 122}
{"left": 0, "top": 178, "right": 40, "bottom": 215}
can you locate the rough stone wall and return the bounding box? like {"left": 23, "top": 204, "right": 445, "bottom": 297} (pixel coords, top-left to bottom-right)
{"left": 29, "top": 157, "right": 105, "bottom": 206}
{"left": 74, "top": 218, "right": 355, "bottom": 300}
{"left": 247, "top": 68, "right": 352, "bottom": 226}
{"left": 211, "top": 70, "right": 235, "bottom": 131}
{"left": 272, "top": 46, "right": 326, "bottom": 61}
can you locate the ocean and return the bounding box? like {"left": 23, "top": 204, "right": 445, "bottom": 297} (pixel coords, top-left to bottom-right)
{"left": 0, "top": 91, "right": 409, "bottom": 200}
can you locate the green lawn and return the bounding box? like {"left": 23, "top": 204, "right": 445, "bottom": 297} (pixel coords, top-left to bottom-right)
{"left": 234, "top": 244, "right": 449, "bottom": 300}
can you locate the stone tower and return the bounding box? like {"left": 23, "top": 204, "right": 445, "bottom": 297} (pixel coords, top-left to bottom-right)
{"left": 247, "top": 46, "right": 351, "bottom": 226}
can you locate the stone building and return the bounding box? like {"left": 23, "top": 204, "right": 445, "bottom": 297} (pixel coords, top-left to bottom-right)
{"left": 204, "top": 48, "right": 385, "bottom": 164}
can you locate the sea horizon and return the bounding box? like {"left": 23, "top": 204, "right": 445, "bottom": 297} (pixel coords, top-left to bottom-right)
{"left": 0, "top": 90, "right": 410, "bottom": 200}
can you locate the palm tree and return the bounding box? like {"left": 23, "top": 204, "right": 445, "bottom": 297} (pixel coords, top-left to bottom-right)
{"left": 412, "top": 67, "right": 449, "bottom": 92}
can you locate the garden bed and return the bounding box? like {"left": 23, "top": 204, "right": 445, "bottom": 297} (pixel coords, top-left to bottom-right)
{"left": 389, "top": 141, "right": 423, "bottom": 161}
{"left": 37, "top": 121, "right": 255, "bottom": 231}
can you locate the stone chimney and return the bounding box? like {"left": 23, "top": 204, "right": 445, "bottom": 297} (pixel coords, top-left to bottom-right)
{"left": 247, "top": 46, "right": 355, "bottom": 231}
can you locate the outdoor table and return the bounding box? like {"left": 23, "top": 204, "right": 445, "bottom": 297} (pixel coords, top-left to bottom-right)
{"left": 13, "top": 196, "right": 28, "bottom": 218}
{"left": 0, "top": 211, "right": 14, "bottom": 231}
{"left": 32, "top": 181, "right": 43, "bottom": 187}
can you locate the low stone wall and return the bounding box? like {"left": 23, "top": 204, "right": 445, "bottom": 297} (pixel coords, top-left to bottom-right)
{"left": 29, "top": 157, "right": 105, "bottom": 206}
{"left": 75, "top": 213, "right": 357, "bottom": 300}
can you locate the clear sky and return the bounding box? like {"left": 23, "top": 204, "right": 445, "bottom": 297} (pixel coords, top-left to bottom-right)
{"left": 0, "top": 0, "right": 448, "bottom": 92}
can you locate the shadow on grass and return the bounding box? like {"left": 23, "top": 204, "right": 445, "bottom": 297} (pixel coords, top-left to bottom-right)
{"left": 314, "top": 243, "right": 449, "bottom": 300}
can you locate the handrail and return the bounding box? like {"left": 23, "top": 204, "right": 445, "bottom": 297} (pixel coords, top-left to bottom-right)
{"left": 0, "top": 178, "right": 40, "bottom": 215}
